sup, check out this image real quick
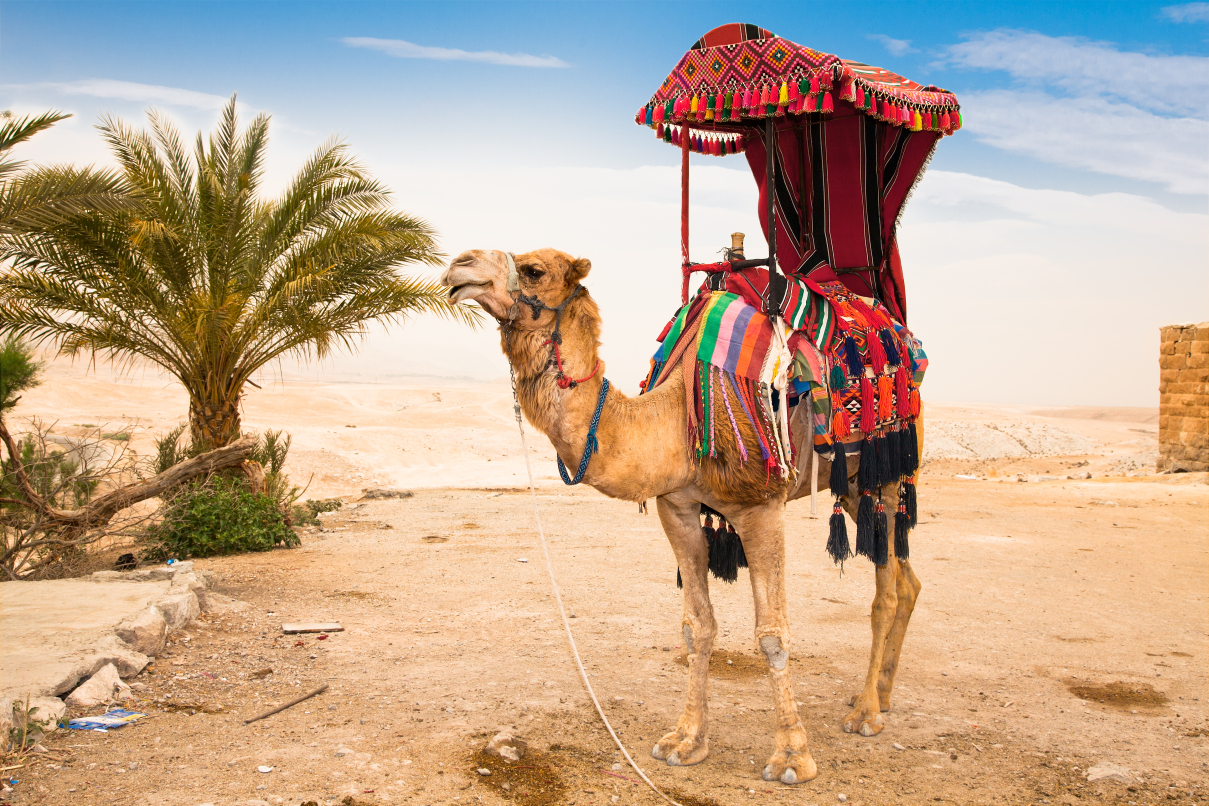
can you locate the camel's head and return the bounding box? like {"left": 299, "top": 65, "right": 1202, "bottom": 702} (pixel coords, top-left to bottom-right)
{"left": 441, "top": 248, "right": 592, "bottom": 322}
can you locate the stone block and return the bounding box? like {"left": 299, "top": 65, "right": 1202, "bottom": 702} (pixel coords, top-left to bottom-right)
{"left": 90, "top": 571, "right": 125, "bottom": 582}
{"left": 114, "top": 606, "right": 168, "bottom": 656}
{"left": 89, "top": 636, "right": 151, "bottom": 678}
{"left": 155, "top": 590, "right": 201, "bottom": 631}
{"left": 131, "top": 568, "right": 174, "bottom": 582}
{"left": 65, "top": 663, "right": 130, "bottom": 708}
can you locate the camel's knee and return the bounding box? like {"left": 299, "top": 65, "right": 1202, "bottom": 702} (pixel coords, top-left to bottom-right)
{"left": 683, "top": 620, "right": 716, "bottom": 655}
{"left": 759, "top": 635, "right": 788, "bottom": 671}
{"left": 899, "top": 560, "right": 922, "bottom": 601}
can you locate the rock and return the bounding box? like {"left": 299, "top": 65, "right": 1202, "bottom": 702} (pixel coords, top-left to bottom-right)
{"left": 169, "top": 561, "right": 194, "bottom": 574}
{"left": 257, "top": 766, "right": 273, "bottom": 773}
{"left": 30, "top": 743, "right": 47, "bottom": 753}
{"left": 65, "top": 663, "right": 129, "bottom": 707}
{"left": 334, "top": 747, "right": 354, "bottom": 757}
{"left": 477, "top": 768, "right": 491, "bottom": 776}
{"left": 1068, "top": 471, "right": 1092, "bottom": 480}
{"left": 205, "top": 592, "right": 249, "bottom": 614}
{"left": 195, "top": 570, "right": 219, "bottom": 588}
{"left": 838, "top": 795, "right": 848, "bottom": 803}
{"left": 485, "top": 732, "right": 528, "bottom": 762}
{"left": 155, "top": 590, "right": 201, "bottom": 631}
{"left": 893, "top": 743, "right": 905, "bottom": 751}
{"left": 90, "top": 636, "right": 151, "bottom": 678}
{"left": 91, "top": 571, "right": 125, "bottom": 581}
{"left": 171, "top": 572, "right": 209, "bottom": 612}
{"left": 128, "top": 761, "right": 139, "bottom": 770}
{"left": 360, "top": 488, "right": 413, "bottom": 500}
{"left": 1086, "top": 762, "right": 1132, "bottom": 783}
{"left": 114, "top": 606, "right": 169, "bottom": 656}
{"left": 131, "top": 568, "right": 175, "bottom": 582}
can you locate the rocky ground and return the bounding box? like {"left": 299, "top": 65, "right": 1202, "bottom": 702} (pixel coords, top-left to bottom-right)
{"left": 4, "top": 469, "right": 1206, "bottom": 806}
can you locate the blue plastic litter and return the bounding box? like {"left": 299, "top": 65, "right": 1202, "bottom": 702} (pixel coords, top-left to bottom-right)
{"left": 67, "top": 709, "right": 147, "bottom": 731}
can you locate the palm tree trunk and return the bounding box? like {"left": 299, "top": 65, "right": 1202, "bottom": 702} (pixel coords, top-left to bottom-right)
{"left": 187, "top": 387, "right": 243, "bottom": 452}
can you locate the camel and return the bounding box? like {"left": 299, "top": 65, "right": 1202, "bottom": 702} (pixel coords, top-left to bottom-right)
{"left": 440, "top": 248, "right": 923, "bottom": 785}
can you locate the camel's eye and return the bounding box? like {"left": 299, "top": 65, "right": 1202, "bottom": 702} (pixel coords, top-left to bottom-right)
{"left": 520, "top": 266, "right": 545, "bottom": 281}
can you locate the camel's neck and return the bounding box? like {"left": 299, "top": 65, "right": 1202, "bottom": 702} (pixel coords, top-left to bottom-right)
{"left": 500, "top": 295, "right": 607, "bottom": 454}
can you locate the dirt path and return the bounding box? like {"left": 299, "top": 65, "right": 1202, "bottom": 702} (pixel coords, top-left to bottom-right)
{"left": 12, "top": 470, "right": 1207, "bottom": 806}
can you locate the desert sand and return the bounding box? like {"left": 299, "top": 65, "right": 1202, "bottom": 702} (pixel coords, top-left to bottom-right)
{"left": 2, "top": 359, "right": 1206, "bottom": 806}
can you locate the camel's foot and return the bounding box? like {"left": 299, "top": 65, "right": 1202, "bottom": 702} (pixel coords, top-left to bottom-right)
{"left": 650, "top": 729, "right": 709, "bottom": 767}
{"left": 843, "top": 695, "right": 885, "bottom": 737}
{"left": 762, "top": 747, "right": 817, "bottom": 784}
{"left": 847, "top": 691, "right": 891, "bottom": 712}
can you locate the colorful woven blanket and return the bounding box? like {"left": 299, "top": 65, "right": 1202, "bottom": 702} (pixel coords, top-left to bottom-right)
{"left": 642, "top": 269, "right": 928, "bottom": 568}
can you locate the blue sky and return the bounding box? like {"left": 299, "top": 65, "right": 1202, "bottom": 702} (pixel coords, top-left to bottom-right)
{"left": 3, "top": 1, "right": 1207, "bottom": 406}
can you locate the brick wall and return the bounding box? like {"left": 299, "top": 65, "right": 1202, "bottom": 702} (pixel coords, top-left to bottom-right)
{"left": 1159, "top": 322, "right": 1208, "bottom": 472}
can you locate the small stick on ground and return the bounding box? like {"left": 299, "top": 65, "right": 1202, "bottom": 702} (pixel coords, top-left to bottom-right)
{"left": 243, "top": 684, "right": 329, "bottom": 725}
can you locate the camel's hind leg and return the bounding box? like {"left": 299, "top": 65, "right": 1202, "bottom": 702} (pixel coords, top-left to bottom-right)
{"left": 651, "top": 493, "right": 715, "bottom": 767}
{"left": 728, "top": 501, "right": 817, "bottom": 784}
{"left": 877, "top": 558, "right": 922, "bottom": 710}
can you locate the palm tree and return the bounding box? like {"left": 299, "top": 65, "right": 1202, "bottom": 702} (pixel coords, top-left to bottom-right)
{"left": 0, "top": 96, "right": 475, "bottom": 450}
{"left": 0, "top": 110, "right": 134, "bottom": 235}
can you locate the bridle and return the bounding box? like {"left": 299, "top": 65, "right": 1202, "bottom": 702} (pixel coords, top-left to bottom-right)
{"left": 501, "top": 251, "right": 600, "bottom": 390}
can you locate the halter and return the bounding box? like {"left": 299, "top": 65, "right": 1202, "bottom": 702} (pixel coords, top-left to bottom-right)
{"left": 501, "top": 255, "right": 599, "bottom": 390}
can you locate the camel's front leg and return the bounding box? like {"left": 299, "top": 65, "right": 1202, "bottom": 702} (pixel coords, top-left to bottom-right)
{"left": 731, "top": 502, "right": 817, "bottom": 784}
{"left": 652, "top": 494, "right": 714, "bottom": 766}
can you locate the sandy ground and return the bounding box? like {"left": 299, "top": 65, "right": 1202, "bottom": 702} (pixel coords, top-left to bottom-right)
{"left": 3, "top": 361, "right": 1207, "bottom": 806}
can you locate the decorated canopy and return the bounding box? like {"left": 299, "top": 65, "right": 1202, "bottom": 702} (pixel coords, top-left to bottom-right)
{"left": 634, "top": 23, "right": 962, "bottom": 323}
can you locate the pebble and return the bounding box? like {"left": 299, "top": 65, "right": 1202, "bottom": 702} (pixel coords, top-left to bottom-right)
{"left": 517, "top": 558, "right": 529, "bottom": 563}
{"left": 612, "top": 763, "right": 622, "bottom": 771}
{"left": 128, "top": 762, "right": 139, "bottom": 770}
{"left": 477, "top": 768, "right": 491, "bottom": 776}
{"left": 257, "top": 766, "right": 273, "bottom": 773}
{"left": 334, "top": 747, "right": 353, "bottom": 757}
{"left": 893, "top": 743, "right": 905, "bottom": 751}
{"left": 838, "top": 795, "right": 848, "bottom": 802}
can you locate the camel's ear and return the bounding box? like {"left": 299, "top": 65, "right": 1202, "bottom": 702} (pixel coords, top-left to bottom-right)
{"left": 568, "top": 256, "right": 592, "bottom": 285}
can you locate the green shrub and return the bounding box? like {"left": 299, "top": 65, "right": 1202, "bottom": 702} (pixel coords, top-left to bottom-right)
{"left": 145, "top": 475, "right": 298, "bottom": 558}
{"left": 290, "top": 497, "right": 343, "bottom": 527}
{"left": 102, "top": 431, "right": 130, "bottom": 441}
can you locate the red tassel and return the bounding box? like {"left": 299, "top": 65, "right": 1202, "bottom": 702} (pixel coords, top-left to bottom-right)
{"left": 941, "top": 111, "right": 951, "bottom": 129}
{"left": 840, "top": 78, "right": 855, "bottom": 102}
{"left": 895, "top": 365, "right": 910, "bottom": 418}
{"left": 909, "top": 388, "right": 921, "bottom": 417}
{"left": 760, "top": 84, "right": 771, "bottom": 108}
{"left": 923, "top": 111, "right": 932, "bottom": 129}
{"left": 809, "top": 73, "right": 820, "bottom": 94}
{"left": 805, "top": 92, "right": 818, "bottom": 112}
{"left": 789, "top": 80, "right": 801, "bottom": 103}
{"left": 821, "top": 92, "right": 834, "bottom": 113}
{"left": 656, "top": 122, "right": 664, "bottom": 138}
{"left": 856, "top": 84, "right": 865, "bottom": 108}
{"left": 865, "top": 331, "right": 888, "bottom": 372}
{"left": 635, "top": 108, "right": 646, "bottom": 125}
{"left": 654, "top": 104, "right": 666, "bottom": 124}
{"left": 860, "top": 376, "right": 876, "bottom": 433}
{"left": 877, "top": 375, "right": 894, "bottom": 420}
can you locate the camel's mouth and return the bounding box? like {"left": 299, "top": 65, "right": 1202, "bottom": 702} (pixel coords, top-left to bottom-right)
{"left": 448, "top": 282, "right": 490, "bottom": 303}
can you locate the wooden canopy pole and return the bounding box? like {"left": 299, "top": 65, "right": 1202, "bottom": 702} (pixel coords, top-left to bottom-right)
{"left": 765, "top": 118, "right": 784, "bottom": 317}
{"left": 680, "top": 124, "right": 691, "bottom": 303}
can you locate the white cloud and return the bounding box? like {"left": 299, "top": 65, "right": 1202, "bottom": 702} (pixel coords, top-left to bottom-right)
{"left": 21, "top": 79, "right": 231, "bottom": 110}
{"left": 960, "top": 90, "right": 1209, "bottom": 194}
{"left": 1163, "top": 2, "right": 1209, "bottom": 22}
{"left": 947, "top": 30, "right": 1209, "bottom": 115}
{"left": 867, "top": 34, "right": 916, "bottom": 56}
{"left": 341, "top": 37, "right": 568, "bottom": 68}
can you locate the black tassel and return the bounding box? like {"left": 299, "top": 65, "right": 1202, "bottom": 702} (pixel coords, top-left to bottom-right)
{"left": 887, "top": 427, "right": 902, "bottom": 481}
{"left": 905, "top": 421, "right": 920, "bottom": 474}
{"left": 730, "top": 524, "right": 748, "bottom": 570}
{"left": 829, "top": 441, "right": 848, "bottom": 496}
{"left": 876, "top": 433, "right": 892, "bottom": 488}
{"left": 855, "top": 493, "right": 875, "bottom": 560}
{"left": 904, "top": 480, "right": 918, "bottom": 528}
{"left": 897, "top": 427, "right": 913, "bottom": 478}
{"left": 895, "top": 507, "right": 910, "bottom": 559}
{"left": 873, "top": 500, "right": 889, "bottom": 566}
{"left": 676, "top": 568, "right": 683, "bottom": 588}
{"left": 858, "top": 438, "right": 876, "bottom": 492}
{"left": 827, "top": 500, "right": 851, "bottom": 565}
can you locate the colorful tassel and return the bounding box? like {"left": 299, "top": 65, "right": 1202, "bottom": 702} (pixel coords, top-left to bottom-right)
{"left": 830, "top": 363, "right": 847, "bottom": 390}
{"left": 856, "top": 84, "right": 865, "bottom": 108}
{"left": 859, "top": 376, "right": 876, "bottom": 433}
{"left": 866, "top": 330, "right": 888, "bottom": 372}
{"left": 789, "top": 80, "right": 801, "bottom": 104}
{"left": 843, "top": 335, "right": 863, "bottom": 377}
{"left": 873, "top": 499, "right": 889, "bottom": 566}
{"left": 809, "top": 73, "right": 820, "bottom": 94}
{"left": 821, "top": 92, "right": 834, "bottom": 113}
{"left": 654, "top": 104, "right": 665, "bottom": 124}
{"left": 759, "top": 85, "right": 770, "bottom": 107}
{"left": 940, "top": 111, "right": 951, "bottom": 129}
{"left": 829, "top": 439, "right": 848, "bottom": 496}
{"left": 832, "top": 402, "right": 851, "bottom": 440}
{"left": 880, "top": 329, "right": 900, "bottom": 365}
{"left": 909, "top": 387, "right": 921, "bottom": 417}
{"left": 877, "top": 375, "right": 894, "bottom": 421}
{"left": 855, "top": 493, "right": 875, "bottom": 560}
{"left": 778, "top": 82, "right": 789, "bottom": 106}
{"left": 805, "top": 92, "right": 818, "bottom": 112}
{"left": 828, "top": 500, "right": 851, "bottom": 565}
{"left": 645, "top": 106, "right": 654, "bottom": 125}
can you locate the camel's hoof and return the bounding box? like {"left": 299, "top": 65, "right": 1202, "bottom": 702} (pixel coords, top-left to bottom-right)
{"left": 762, "top": 749, "right": 817, "bottom": 784}
{"left": 842, "top": 703, "right": 885, "bottom": 737}
{"left": 652, "top": 731, "right": 708, "bottom": 766}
